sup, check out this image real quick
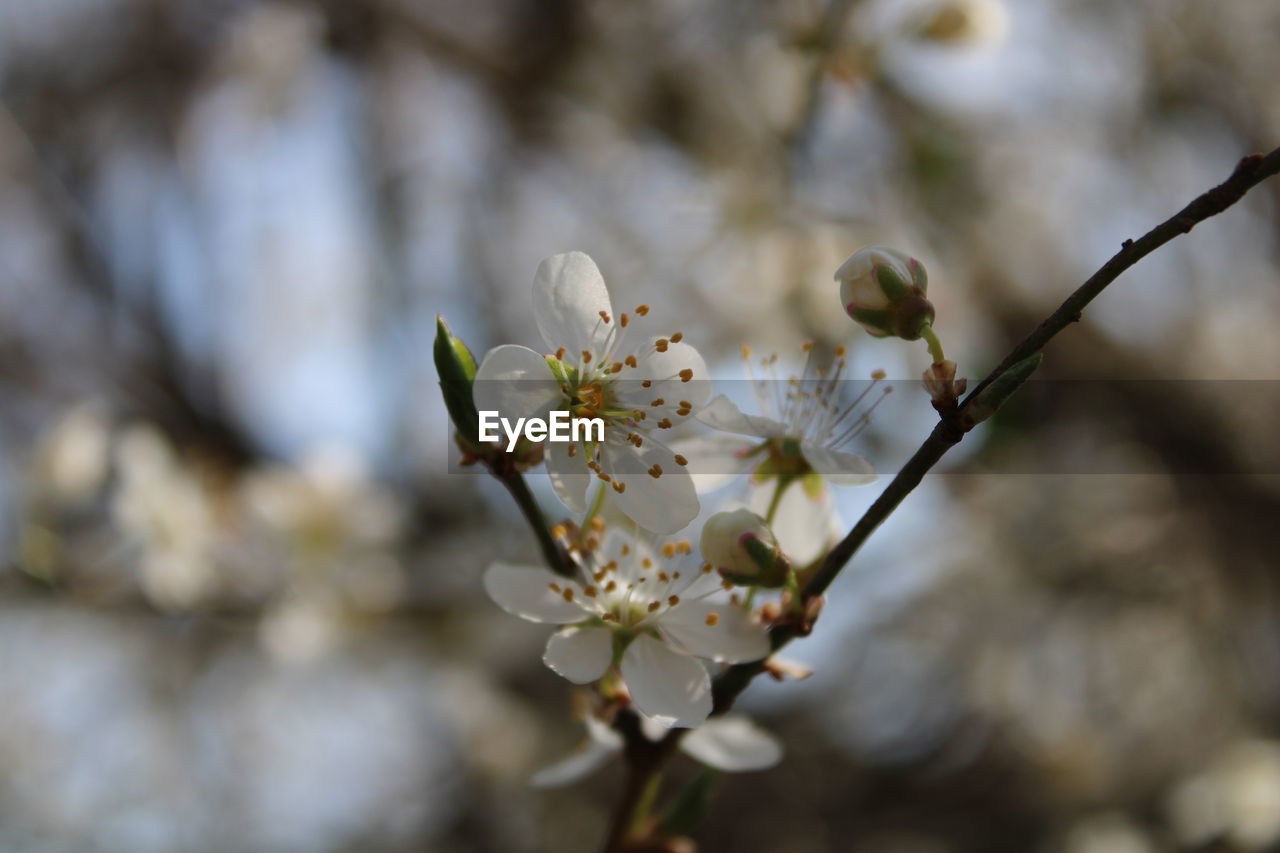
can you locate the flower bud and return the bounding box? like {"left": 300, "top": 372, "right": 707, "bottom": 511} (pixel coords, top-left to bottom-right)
{"left": 434, "top": 315, "right": 481, "bottom": 452}
{"left": 835, "top": 246, "right": 934, "bottom": 341}
{"left": 701, "top": 509, "right": 789, "bottom": 588}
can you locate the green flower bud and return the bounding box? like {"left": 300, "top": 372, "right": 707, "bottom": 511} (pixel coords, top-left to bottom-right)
{"left": 701, "top": 509, "right": 789, "bottom": 588}
{"left": 434, "top": 315, "right": 481, "bottom": 451}
{"left": 836, "top": 246, "right": 935, "bottom": 341}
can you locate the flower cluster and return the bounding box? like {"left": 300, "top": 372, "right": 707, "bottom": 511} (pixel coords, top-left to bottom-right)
{"left": 440, "top": 246, "right": 949, "bottom": 779}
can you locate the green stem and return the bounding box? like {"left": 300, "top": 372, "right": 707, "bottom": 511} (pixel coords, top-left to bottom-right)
{"left": 581, "top": 481, "right": 607, "bottom": 530}
{"left": 920, "top": 324, "right": 946, "bottom": 365}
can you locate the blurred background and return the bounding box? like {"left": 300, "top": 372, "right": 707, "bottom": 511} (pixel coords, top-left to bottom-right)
{"left": 2, "top": 0, "right": 1279, "bottom": 850}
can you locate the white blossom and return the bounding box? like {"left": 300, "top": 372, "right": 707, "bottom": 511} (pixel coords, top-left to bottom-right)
{"left": 483, "top": 524, "right": 770, "bottom": 728}
{"left": 686, "top": 344, "right": 884, "bottom": 491}
{"left": 473, "top": 252, "right": 710, "bottom": 533}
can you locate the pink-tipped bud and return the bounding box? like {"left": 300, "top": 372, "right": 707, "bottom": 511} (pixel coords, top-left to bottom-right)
{"left": 701, "top": 509, "right": 789, "bottom": 588}
{"left": 836, "top": 246, "right": 935, "bottom": 341}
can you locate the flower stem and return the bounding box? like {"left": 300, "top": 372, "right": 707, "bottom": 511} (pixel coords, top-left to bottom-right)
{"left": 763, "top": 476, "right": 792, "bottom": 526}
{"left": 920, "top": 324, "right": 946, "bottom": 364}
{"left": 496, "top": 467, "right": 575, "bottom": 578}
{"left": 581, "top": 481, "right": 607, "bottom": 530}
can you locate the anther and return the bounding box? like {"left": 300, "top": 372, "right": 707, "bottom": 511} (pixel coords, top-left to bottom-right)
{"left": 551, "top": 525, "right": 568, "bottom": 539}
{"left": 635, "top": 304, "right": 650, "bottom": 316}
{"left": 655, "top": 339, "right": 669, "bottom": 353}
{"left": 563, "top": 588, "right": 575, "bottom": 602}
{"left": 597, "top": 472, "right": 612, "bottom": 482}
{"left": 670, "top": 332, "right": 683, "bottom": 343}
{"left": 549, "top": 583, "right": 562, "bottom": 593}
{"left": 661, "top": 544, "right": 676, "bottom": 558}
{"left": 668, "top": 595, "right": 680, "bottom": 606}
{"left": 555, "top": 347, "right": 567, "bottom": 360}
{"left": 605, "top": 581, "right": 617, "bottom": 592}
{"left": 648, "top": 601, "right": 661, "bottom": 612}
{"left": 658, "top": 571, "right": 670, "bottom": 582}
{"left": 642, "top": 558, "right": 652, "bottom": 568}
{"left": 657, "top": 419, "right": 672, "bottom": 430}
{"left": 701, "top": 562, "right": 713, "bottom": 573}
{"left": 641, "top": 380, "right": 652, "bottom": 388}
{"left": 705, "top": 613, "right": 719, "bottom": 626}
{"left": 612, "top": 480, "right": 626, "bottom": 493}
{"left": 611, "top": 361, "right": 623, "bottom": 373}
{"left": 835, "top": 346, "right": 847, "bottom": 357}
{"left": 625, "top": 355, "right": 638, "bottom": 368}
{"left": 678, "top": 369, "right": 693, "bottom": 382}
{"left": 673, "top": 454, "right": 688, "bottom": 466}
{"left": 871, "top": 369, "right": 887, "bottom": 380}
{"left": 598, "top": 310, "right": 611, "bottom": 324}
{"left": 620, "top": 313, "right": 629, "bottom": 328}
{"left": 602, "top": 613, "right": 619, "bottom": 622}
{"left": 802, "top": 341, "right": 814, "bottom": 352}
{"left": 650, "top": 397, "right": 665, "bottom": 406}
{"left": 581, "top": 350, "right": 592, "bottom": 363}
{"left": 584, "top": 586, "right": 598, "bottom": 597}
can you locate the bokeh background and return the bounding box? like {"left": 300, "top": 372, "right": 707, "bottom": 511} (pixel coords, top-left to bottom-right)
{"left": 2, "top": 0, "right": 1280, "bottom": 850}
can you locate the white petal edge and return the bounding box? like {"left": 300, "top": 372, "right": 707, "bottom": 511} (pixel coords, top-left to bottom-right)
{"left": 660, "top": 601, "right": 771, "bottom": 664}
{"left": 543, "top": 626, "right": 614, "bottom": 684}
{"left": 483, "top": 562, "right": 587, "bottom": 624}
{"left": 800, "top": 441, "right": 876, "bottom": 486}
{"left": 680, "top": 715, "right": 783, "bottom": 772}
{"left": 532, "top": 251, "right": 613, "bottom": 358}
{"left": 472, "top": 345, "right": 562, "bottom": 431}
{"left": 626, "top": 340, "right": 712, "bottom": 407}
{"left": 601, "top": 437, "right": 699, "bottom": 534}
{"left": 695, "top": 396, "right": 787, "bottom": 440}
{"left": 620, "top": 634, "right": 712, "bottom": 729}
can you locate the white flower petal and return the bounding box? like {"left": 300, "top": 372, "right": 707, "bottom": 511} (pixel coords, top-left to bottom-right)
{"left": 483, "top": 562, "right": 587, "bottom": 624}
{"left": 620, "top": 634, "right": 712, "bottom": 729}
{"left": 660, "top": 601, "right": 770, "bottom": 664}
{"left": 624, "top": 341, "right": 711, "bottom": 407}
{"left": 679, "top": 715, "right": 783, "bottom": 772}
{"left": 668, "top": 435, "right": 758, "bottom": 493}
{"left": 543, "top": 626, "right": 614, "bottom": 684}
{"left": 545, "top": 437, "right": 592, "bottom": 514}
{"left": 598, "top": 528, "right": 657, "bottom": 585}
{"left": 601, "top": 438, "right": 699, "bottom": 534}
{"left": 533, "top": 251, "right": 614, "bottom": 357}
{"left": 529, "top": 738, "right": 618, "bottom": 789}
{"left": 695, "top": 396, "right": 788, "bottom": 439}
{"left": 472, "top": 345, "right": 562, "bottom": 430}
{"left": 749, "top": 484, "right": 840, "bottom": 566}
{"left": 800, "top": 441, "right": 876, "bottom": 486}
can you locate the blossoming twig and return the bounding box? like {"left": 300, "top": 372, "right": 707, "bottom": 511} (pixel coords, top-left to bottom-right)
{"left": 608, "top": 145, "right": 1280, "bottom": 851}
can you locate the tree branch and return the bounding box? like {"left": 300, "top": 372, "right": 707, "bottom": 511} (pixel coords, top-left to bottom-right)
{"left": 714, "top": 145, "right": 1280, "bottom": 715}
{"left": 605, "top": 146, "right": 1280, "bottom": 851}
